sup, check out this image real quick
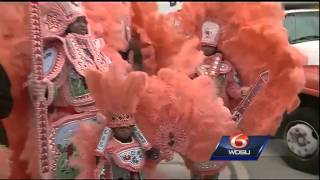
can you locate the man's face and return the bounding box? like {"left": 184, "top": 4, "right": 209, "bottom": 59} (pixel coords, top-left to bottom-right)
{"left": 201, "top": 45, "right": 217, "bottom": 56}
{"left": 67, "top": 16, "right": 88, "bottom": 35}
{"left": 113, "top": 126, "right": 134, "bottom": 142}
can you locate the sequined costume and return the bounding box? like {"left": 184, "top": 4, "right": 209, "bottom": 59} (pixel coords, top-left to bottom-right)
{"left": 185, "top": 20, "right": 246, "bottom": 179}
{"left": 35, "top": 2, "right": 112, "bottom": 179}
{"left": 84, "top": 63, "right": 152, "bottom": 179}
{"left": 189, "top": 21, "right": 248, "bottom": 108}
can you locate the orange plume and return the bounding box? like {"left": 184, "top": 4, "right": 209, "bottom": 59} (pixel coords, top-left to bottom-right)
{"left": 83, "top": 2, "right": 132, "bottom": 52}
{"left": 85, "top": 60, "right": 147, "bottom": 116}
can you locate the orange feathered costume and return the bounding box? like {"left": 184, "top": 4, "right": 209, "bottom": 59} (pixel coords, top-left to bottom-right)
{"left": 0, "top": 2, "right": 306, "bottom": 179}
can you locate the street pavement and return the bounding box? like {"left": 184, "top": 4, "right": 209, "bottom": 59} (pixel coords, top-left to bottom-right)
{"left": 154, "top": 139, "right": 319, "bottom": 179}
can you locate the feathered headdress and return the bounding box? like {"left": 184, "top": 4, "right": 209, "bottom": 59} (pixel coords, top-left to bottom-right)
{"left": 200, "top": 20, "right": 220, "bottom": 47}
{"left": 131, "top": 2, "right": 189, "bottom": 75}
{"left": 85, "top": 60, "right": 147, "bottom": 128}
{"left": 39, "top": 2, "right": 85, "bottom": 37}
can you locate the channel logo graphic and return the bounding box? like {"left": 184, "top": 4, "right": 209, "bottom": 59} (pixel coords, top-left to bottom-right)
{"left": 210, "top": 132, "right": 270, "bottom": 161}
{"left": 230, "top": 133, "right": 249, "bottom": 149}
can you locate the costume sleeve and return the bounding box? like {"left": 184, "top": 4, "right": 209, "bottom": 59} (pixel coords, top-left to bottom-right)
{"left": 25, "top": 46, "right": 61, "bottom": 106}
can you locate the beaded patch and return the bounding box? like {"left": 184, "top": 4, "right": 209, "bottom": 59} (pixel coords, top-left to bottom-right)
{"left": 48, "top": 112, "right": 98, "bottom": 178}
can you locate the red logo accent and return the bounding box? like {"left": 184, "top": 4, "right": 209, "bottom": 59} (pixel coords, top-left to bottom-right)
{"left": 229, "top": 132, "right": 249, "bottom": 149}
{"left": 124, "top": 155, "right": 131, "bottom": 161}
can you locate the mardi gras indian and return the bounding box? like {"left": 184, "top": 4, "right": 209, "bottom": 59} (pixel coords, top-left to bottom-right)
{"left": 0, "top": 2, "right": 115, "bottom": 179}
{"left": 76, "top": 62, "right": 160, "bottom": 179}
{"left": 184, "top": 20, "right": 252, "bottom": 179}
{"left": 190, "top": 21, "right": 249, "bottom": 109}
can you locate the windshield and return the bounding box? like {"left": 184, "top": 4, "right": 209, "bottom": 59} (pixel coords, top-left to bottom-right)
{"left": 284, "top": 11, "right": 319, "bottom": 44}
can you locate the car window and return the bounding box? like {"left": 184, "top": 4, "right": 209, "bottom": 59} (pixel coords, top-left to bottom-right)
{"left": 284, "top": 14, "right": 296, "bottom": 42}
{"left": 285, "top": 11, "right": 319, "bottom": 44}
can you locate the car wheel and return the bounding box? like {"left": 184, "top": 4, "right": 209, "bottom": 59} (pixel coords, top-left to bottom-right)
{"left": 282, "top": 107, "right": 319, "bottom": 174}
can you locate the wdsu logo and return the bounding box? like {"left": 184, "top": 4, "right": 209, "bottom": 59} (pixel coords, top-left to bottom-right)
{"left": 210, "top": 132, "right": 270, "bottom": 160}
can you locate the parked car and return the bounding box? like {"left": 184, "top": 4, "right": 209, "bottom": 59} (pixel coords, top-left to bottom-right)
{"left": 278, "top": 8, "right": 319, "bottom": 175}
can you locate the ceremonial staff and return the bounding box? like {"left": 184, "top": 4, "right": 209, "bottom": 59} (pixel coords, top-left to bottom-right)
{"left": 29, "top": 2, "right": 51, "bottom": 178}
{"left": 232, "top": 70, "right": 270, "bottom": 124}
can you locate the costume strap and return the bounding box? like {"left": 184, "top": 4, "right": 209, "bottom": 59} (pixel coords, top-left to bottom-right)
{"left": 96, "top": 127, "right": 113, "bottom": 155}
{"left": 132, "top": 125, "right": 152, "bottom": 151}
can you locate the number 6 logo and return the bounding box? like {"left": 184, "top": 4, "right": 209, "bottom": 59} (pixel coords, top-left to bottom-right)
{"left": 229, "top": 132, "right": 249, "bottom": 149}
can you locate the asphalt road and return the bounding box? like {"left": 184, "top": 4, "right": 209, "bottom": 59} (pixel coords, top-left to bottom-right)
{"left": 154, "top": 139, "right": 319, "bottom": 179}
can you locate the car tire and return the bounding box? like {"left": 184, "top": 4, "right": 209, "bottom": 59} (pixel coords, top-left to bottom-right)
{"left": 281, "top": 107, "right": 319, "bottom": 175}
